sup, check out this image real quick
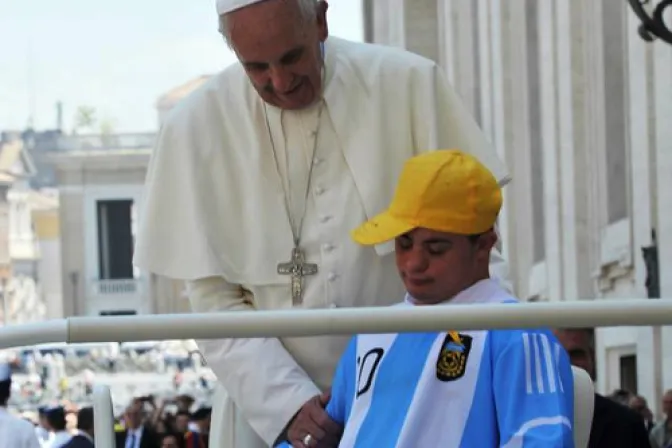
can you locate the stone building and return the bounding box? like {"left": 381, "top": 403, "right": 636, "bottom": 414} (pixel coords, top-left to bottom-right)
{"left": 363, "top": 0, "right": 672, "bottom": 417}
{"left": 48, "top": 75, "right": 211, "bottom": 317}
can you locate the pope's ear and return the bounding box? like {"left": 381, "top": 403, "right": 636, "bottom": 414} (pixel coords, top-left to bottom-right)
{"left": 317, "top": 1, "right": 329, "bottom": 18}
{"left": 316, "top": 1, "right": 329, "bottom": 41}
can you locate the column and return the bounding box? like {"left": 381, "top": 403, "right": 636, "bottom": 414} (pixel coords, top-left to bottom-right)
{"left": 625, "top": 4, "right": 660, "bottom": 410}
{"left": 653, "top": 33, "right": 672, "bottom": 391}
{"left": 438, "top": 1, "right": 481, "bottom": 119}
{"left": 367, "top": 0, "right": 406, "bottom": 47}
{"left": 402, "top": 0, "right": 439, "bottom": 61}
{"left": 495, "top": 0, "right": 535, "bottom": 298}
{"left": 538, "top": 0, "right": 563, "bottom": 301}
{"left": 555, "top": 0, "right": 580, "bottom": 301}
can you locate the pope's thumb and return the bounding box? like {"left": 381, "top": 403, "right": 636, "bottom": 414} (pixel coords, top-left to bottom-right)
{"left": 319, "top": 389, "right": 331, "bottom": 406}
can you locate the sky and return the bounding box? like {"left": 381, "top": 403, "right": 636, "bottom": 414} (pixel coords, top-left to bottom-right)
{"left": 0, "top": 0, "right": 363, "bottom": 133}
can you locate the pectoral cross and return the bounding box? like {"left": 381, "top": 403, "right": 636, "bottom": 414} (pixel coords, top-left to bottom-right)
{"left": 277, "top": 247, "right": 318, "bottom": 305}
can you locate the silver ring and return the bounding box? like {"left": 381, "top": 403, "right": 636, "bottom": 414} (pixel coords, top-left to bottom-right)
{"left": 303, "top": 434, "right": 314, "bottom": 446}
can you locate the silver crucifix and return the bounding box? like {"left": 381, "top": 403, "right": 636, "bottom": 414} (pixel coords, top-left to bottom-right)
{"left": 277, "top": 247, "right": 318, "bottom": 305}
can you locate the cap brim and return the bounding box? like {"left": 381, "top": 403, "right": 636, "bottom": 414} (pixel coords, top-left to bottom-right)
{"left": 351, "top": 212, "right": 415, "bottom": 246}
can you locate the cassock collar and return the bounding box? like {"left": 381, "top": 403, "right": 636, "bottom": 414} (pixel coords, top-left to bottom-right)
{"left": 322, "top": 36, "right": 369, "bottom": 106}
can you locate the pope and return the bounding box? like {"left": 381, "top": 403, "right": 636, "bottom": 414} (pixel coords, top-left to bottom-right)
{"left": 133, "top": 0, "right": 511, "bottom": 447}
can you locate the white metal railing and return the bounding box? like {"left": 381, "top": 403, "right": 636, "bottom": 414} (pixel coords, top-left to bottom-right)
{"left": 92, "top": 385, "right": 115, "bottom": 447}
{"left": 0, "top": 299, "right": 670, "bottom": 448}
{"left": 1, "top": 300, "right": 671, "bottom": 350}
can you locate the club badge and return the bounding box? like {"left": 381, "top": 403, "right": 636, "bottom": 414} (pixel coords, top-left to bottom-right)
{"left": 436, "top": 331, "right": 472, "bottom": 382}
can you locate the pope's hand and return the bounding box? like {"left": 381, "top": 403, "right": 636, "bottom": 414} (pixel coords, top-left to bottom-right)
{"left": 287, "top": 391, "right": 343, "bottom": 448}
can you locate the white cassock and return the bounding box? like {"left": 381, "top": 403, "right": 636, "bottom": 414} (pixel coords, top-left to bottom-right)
{"left": 0, "top": 408, "right": 41, "bottom": 448}
{"left": 134, "top": 36, "right": 511, "bottom": 447}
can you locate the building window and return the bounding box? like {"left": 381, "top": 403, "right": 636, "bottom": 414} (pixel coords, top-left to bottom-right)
{"left": 100, "top": 310, "right": 137, "bottom": 316}
{"left": 96, "top": 199, "right": 134, "bottom": 280}
{"left": 602, "top": 0, "right": 630, "bottom": 224}
{"left": 619, "top": 354, "right": 637, "bottom": 394}
{"left": 526, "top": 0, "right": 545, "bottom": 263}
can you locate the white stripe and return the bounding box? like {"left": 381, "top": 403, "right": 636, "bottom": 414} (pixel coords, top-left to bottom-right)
{"left": 396, "top": 331, "right": 488, "bottom": 448}
{"left": 539, "top": 334, "right": 557, "bottom": 393}
{"left": 338, "top": 333, "right": 398, "bottom": 448}
{"left": 501, "top": 415, "right": 573, "bottom": 448}
{"left": 522, "top": 333, "right": 533, "bottom": 394}
{"left": 532, "top": 334, "right": 545, "bottom": 393}
{"left": 554, "top": 343, "right": 565, "bottom": 393}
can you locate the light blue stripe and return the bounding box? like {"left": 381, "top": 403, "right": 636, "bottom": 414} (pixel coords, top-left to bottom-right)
{"left": 353, "top": 332, "right": 438, "bottom": 447}
{"left": 461, "top": 334, "right": 498, "bottom": 446}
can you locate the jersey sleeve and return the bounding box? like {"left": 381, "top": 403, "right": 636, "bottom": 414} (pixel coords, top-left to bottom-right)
{"left": 491, "top": 329, "right": 574, "bottom": 447}
{"left": 273, "top": 337, "right": 357, "bottom": 448}
{"left": 324, "top": 336, "right": 357, "bottom": 425}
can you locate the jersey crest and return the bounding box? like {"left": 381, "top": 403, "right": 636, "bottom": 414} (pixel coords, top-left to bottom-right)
{"left": 436, "top": 332, "right": 472, "bottom": 382}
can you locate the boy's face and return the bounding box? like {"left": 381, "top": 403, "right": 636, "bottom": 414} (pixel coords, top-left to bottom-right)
{"left": 395, "top": 227, "right": 495, "bottom": 304}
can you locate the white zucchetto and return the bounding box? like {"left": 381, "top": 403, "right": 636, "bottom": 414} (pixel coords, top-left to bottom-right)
{"left": 216, "top": 0, "right": 267, "bottom": 15}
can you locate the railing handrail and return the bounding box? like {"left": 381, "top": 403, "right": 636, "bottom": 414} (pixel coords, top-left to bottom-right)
{"left": 73, "top": 298, "right": 672, "bottom": 448}
{"left": 1, "top": 299, "right": 671, "bottom": 350}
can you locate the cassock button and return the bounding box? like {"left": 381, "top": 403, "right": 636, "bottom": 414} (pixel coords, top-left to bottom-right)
{"left": 327, "top": 272, "right": 338, "bottom": 282}
{"left": 314, "top": 157, "right": 323, "bottom": 165}
{"left": 315, "top": 187, "right": 325, "bottom": 196}
{"left": 322, "top": 243, "right": 334, "bottom": 252}
{"left": 320, "top": 215, "right": 332, "bottom": 223}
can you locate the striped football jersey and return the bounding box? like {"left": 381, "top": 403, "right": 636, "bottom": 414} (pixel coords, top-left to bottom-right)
{"left": 277, "top": 279, "right": 574, "bottom": 447}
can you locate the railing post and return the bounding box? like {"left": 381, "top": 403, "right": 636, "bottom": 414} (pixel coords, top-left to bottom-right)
{"left": 92, "top": 384, "right": 116, "bottom": 448}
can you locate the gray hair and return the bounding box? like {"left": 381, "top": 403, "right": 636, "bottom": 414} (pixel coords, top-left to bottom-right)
{"left": 218, "top": 0, "right": 320, "bottom": 49}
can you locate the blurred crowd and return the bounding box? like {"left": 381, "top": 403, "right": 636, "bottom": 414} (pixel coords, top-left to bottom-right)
{"left": 1, "top": 340, "right": 217, "bottom": 447}
{"left": 608, "top": 388, "right": 672, "bottom": 448}
{"left": 113, "top": 394, "right": 211, "bottom": 448}
{"left": 1, "top": 341, "right": 215, "bottom": 411}
{"left": 23, "top": 393, "right": 211, "bottom": 448}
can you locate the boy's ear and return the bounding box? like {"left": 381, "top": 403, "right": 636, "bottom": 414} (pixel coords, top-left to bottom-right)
{"left": 477, "top": 229, "right": 497, "bottom": 255}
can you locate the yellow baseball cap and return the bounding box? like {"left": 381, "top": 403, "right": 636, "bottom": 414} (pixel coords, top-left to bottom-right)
{"left": 351, "top": 149, "right": 502, "bottom": 246}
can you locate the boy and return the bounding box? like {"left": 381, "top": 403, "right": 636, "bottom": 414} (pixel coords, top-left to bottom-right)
{"left": 281, "top": 149, "right": 574, "bottom": 447}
